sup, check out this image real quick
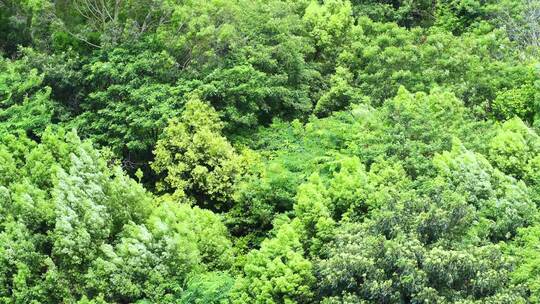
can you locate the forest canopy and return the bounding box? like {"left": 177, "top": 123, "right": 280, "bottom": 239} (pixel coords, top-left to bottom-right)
{"left": 1, "top": 0, "right": 540, "bottom": 303}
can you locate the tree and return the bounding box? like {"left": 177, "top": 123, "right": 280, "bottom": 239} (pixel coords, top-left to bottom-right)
{"left": 0, "top": 0, "right": 52, "bottom": 55}
{"left": 294, "top": 173, "right": 335, "bottom": 257}
{"left": 378, "top": 87, "right": 471, "bottom": 178}
{"left": 303, "top": 0, "right": 355, "bottom": 74}
{"left": 350, "top": 0, "right": 436, "bottom": 27}
{"left": 180, "top": 272, "right": 235, "bottom": 304}
{"left": 70, "top": 47, "right": 182, "bottom": 169}
{"left": 317, "top": 222, "right": 525, "bottom": 303}
{"left": 434, "top": 138, "right": 535, "bottom": 241}
{"left": 0, "top": 57, "right": 56, "bottom": 137}
{"left": 496, "top": 0, "right": 540, "bottom": 56}
{"left": 0, "top": 128, "right": 151, "bottom": 302}
{"left": 492, "top": 64, "right": 539, "bottom": 123}
{"left": 506, "top": 226, "right": 540, "bottom": 303}
{"left": 86, "top": 201, "right": 233, "bottom": 303}
{"left": 230, "top": 220, "right": 315, "bottom": 304}
{"left": 339, "top": 17, "right": 525, "bottom": 109}
{"left": 488, "top": 117, "right": 540, "bottom": 179}
{"left": 0, "top": 128, "right": 234, "bottom": 303}
{"left": 152, "top": 97, "right": 247, "bottom": 210}
{"left": 487, "top": 117, "right": 540, "bottom": 204}
{"left": 314, "top": 67, "right": 364, "bottom": 116}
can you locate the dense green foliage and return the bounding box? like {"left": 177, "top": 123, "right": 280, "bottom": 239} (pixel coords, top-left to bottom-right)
{"left": 1, "top": 0, "right": 540, "bottom": 303}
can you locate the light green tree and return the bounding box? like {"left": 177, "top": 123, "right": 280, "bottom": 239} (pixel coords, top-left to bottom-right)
{"left": 230, "top": 220, "right": 315, "bottom": 304}
{"left": 152, "top": 97, "right": 248, "bottom": 210}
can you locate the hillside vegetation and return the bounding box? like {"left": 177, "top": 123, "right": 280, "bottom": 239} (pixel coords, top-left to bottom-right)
{"left": 1, "top": 0, "right": 540, "bottom": 303}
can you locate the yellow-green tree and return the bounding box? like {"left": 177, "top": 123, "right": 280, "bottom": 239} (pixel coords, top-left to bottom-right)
{"left": 152, "top": 97, "right": 247, "bottom": 210}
